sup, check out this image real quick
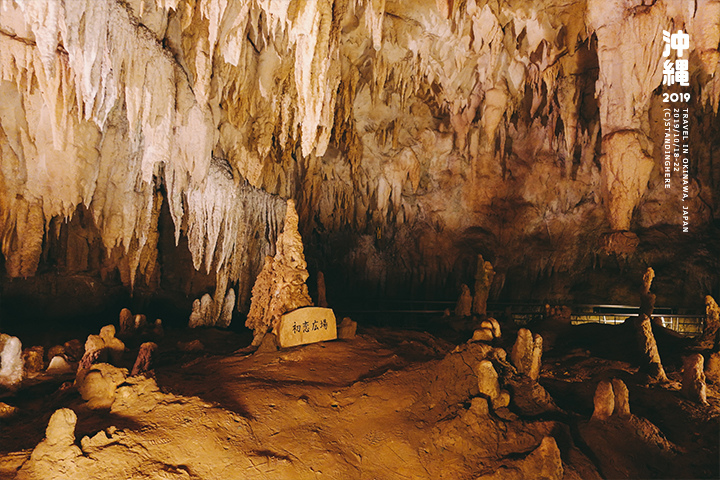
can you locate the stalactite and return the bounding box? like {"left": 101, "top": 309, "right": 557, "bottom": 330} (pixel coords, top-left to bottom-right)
{"left": 0, "top": 0, "right": 717, "bottom": 299}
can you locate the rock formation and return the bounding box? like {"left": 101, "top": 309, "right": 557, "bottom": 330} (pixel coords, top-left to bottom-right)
{"left": 47, "top": 356, "right": 73, "bottom": 375}
{"left": 338, "top": 317, "right": 358, "bottom": 339}
{"left": 634, "top": 314, "right": 668, "bottom": 383}
{"left": 581, "top": 377, "right": 679, "bottom": 479}
{"left": 16, "top": 408, "right": 85, "bottom": 480}
{"left": 696, "top": 296, "right": 720, "bottom": 351}
{"left": 592, "top": 378, "right": 631, "bottom": 421}
{"left": 22, "top": 346, "right": 44, "bottom": 375}
{"left": 317, "top": 271, "right": 328, "bottom": 308}
{"left": 47, "top": 345, "right": 65, "bottom": 362}
{"left": 246, "top": 200, "right": 313, "bottom": 344}
{"left": 476, "top": 437, "right": 564, "bottom": 480}
{"left": 83, "top": 325, "right": 126, "bottom": 366}
{"left": 0, "top": 335, "right": 24, "bottom": 387}
{"left": 255, "top": 333, "right": 279, "bottom": 353}
{"left": 476, "top": 360, "right": 510, "bottom": 410}
{"left": 592, "top": 380, "right": 615, "bottom": 421}
{"left": 0, "top": 2, "right": 717, "bottom": 477}
{"left": 472, "top": 256, "right": 495, "bottom": 315}
{"left": 511, "top": 328, "right": 543, "bottom": 381}
{"left": 640, "top": 267, "right": 656, "bottom": 319}
{"left": 219, "top": 288, "right": 235, "bottom": 328}
{"left": 63, "top": 339, "right": 83, "bottom": 362}
{"left": 455, "top": 284, "right": 473, "bottom": 317}
{"left": 706, "top": 352, "right": 720, "bottom": 384}
{"left": 188, "top": 294, "right": 213, "bottom": 329}
{"left": 77, "top": 363, "right": 128, "bottom": 410}
{"left": 471, "top": 328, "right": 493, "bottom": 342}
{"left": 0, "top": 402, "right": 18, "bottom": 419}
{"left": 153, "top": 319, "right": 164, "bottom": 337}
{"left": 611, "top": 378, "right": 631, "bottom": 418}
{"left": 471, "top": 318, "right": 502, "bottom": 343}
{"left": 682, "top": 354, "right": 709, "bottom": 405}
{"left": 78, "top": 348, "right": 103, "bottom": 373}
{"left": 188, "top": 288, "right": 236, "bottom": 328}
{"left": 131, "top": 342, "right": 158, "bottom": 376}
{"left": 0, "top": 0, "right": 714, "bottom": 309}
{"left": 134, "top": 314, "right": 148, "bottom": 332}
{"left": 119, "top": 308, "right": 134, "bottom": 335}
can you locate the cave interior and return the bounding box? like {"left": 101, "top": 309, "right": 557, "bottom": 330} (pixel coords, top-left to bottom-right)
{"left": 0, "top": 0, "right": 719, "bottom": 479}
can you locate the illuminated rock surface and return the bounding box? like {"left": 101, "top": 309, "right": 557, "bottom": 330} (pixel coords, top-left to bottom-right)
{"left": 0, "top": 0, "right": 715, "bottom": 309}
{"left": 0, "top": 1, "right": 718, "bottom": 479}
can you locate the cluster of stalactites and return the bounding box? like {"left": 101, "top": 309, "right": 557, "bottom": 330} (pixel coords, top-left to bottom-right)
{"left": 0, "top": 0, "right": 286, "bottom": 297}
{"left": 0, "top": 0, "right": 719, "bottom": 289}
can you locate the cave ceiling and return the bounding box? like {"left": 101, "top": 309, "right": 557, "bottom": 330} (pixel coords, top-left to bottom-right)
{"left": 0, "top": 0, "right": 718, "bottom": 307}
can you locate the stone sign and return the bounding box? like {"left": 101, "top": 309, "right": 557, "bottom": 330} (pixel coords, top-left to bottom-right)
{"left": 275, "top": 307, "right": 337, "bottom": 348}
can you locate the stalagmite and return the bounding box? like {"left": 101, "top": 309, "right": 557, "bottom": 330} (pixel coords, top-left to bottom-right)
{"left": 77, "top": 349, "right": 103, "bottom": 373}
{"left": 472, "top": 255, "right": 495, "bottom": 315}
{"left": 83, "top": 325, "right": 125, "bottom": 366}
{"left": 218, "top": 288, "right": 236, "bottom": 328}
{"left": 696, "top": 296, "right": 720, "bottom": 350}
{"left": 317, "top": 272, "right": 329, "bottom": 308}
{"left": 634, "top": 314, "right": 668, "bottom": 383}
{"left": 16, "top": 408, "right": 83, "bottom": 480}
{"left": 153, "top": 319, "right": 164, "bottom": 337}
{"left": 592, "top": 380, "right": 615, "bottom": 421}
{"left": 47, "top": 356, "right": 73, "bottom": 375}
{"left": 338, "top": 317, "right": 358, "bottom": 339}
{"left": 455, "top": 284, "right": 473, "bottom": 317}
{"left": 246, "top": 200, "right": 313, "bottom": 345}
{"left": 119, "top": 308, "right": 134, "bottom": 335}
{"left": 471, "top": 318, "right": 501, "bottom": 343}
{"left": 640, "top": 267, "right": 656, "bottom": 318}
{"left": 706, "top": 352, "right": 720, "bottom": 384}
{"left": 511, "top": 328, "right": 543, "bottom": 381}
{"left": 476, "top": 360, "right": 500, "bottom": 401}
{"left": 476, "top": 359, "right": 510, "bottom": 410}
{"left": 134, "top": 315, "right": 148, "bottom": 332}
{"left": 100, "top": 325, "right": 125, "bottom": 364}
{"left": 472, "top": 328, "right": 494, "bottom": 342}
{"left": 131, "top": 342, "right": 158, "bottom": 376}
{"left": 22, "top": 346, "right": 44, "bottom": 375}
{"left": 682, "top": 354, "right": 709, "bottom": 406}
{"left": 85, "top": 334, "right": 106, "bottom": 360}
{"left": 188, "top": 296, "right": 210, "bottom": 329}
{"left": 611, "top": 378, "right": 631, "bottom": 418}
{"left": 592, "top": 378, "right": 631, "bottom": 420}
{"left": 487, "top": 318, "right": 501, "bottom": 339}
{"left": 0, "top": 335, "right": 24, "bottom": 387}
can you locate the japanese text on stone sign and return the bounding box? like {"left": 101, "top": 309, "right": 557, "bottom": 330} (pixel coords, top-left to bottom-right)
{"left": 292, "top": 318, "right": 329, "bottom": 334}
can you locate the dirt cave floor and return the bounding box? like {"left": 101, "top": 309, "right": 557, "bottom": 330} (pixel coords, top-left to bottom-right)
{"left": 0, "top": 321, "right": 718, "bottom": 480}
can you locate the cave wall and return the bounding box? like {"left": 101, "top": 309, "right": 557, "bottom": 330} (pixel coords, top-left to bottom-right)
{"left": 0, "top": 0, "right": 719, "bottom": 316}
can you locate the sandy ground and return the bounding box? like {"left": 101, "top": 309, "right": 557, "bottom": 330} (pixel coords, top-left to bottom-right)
{"left": 0, "top": 323, "right": 718, "bottom": 479}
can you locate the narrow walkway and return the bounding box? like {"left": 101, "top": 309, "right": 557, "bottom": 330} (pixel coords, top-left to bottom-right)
{"left": 339, "top": 300, "right": 705, "bottom": 337}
